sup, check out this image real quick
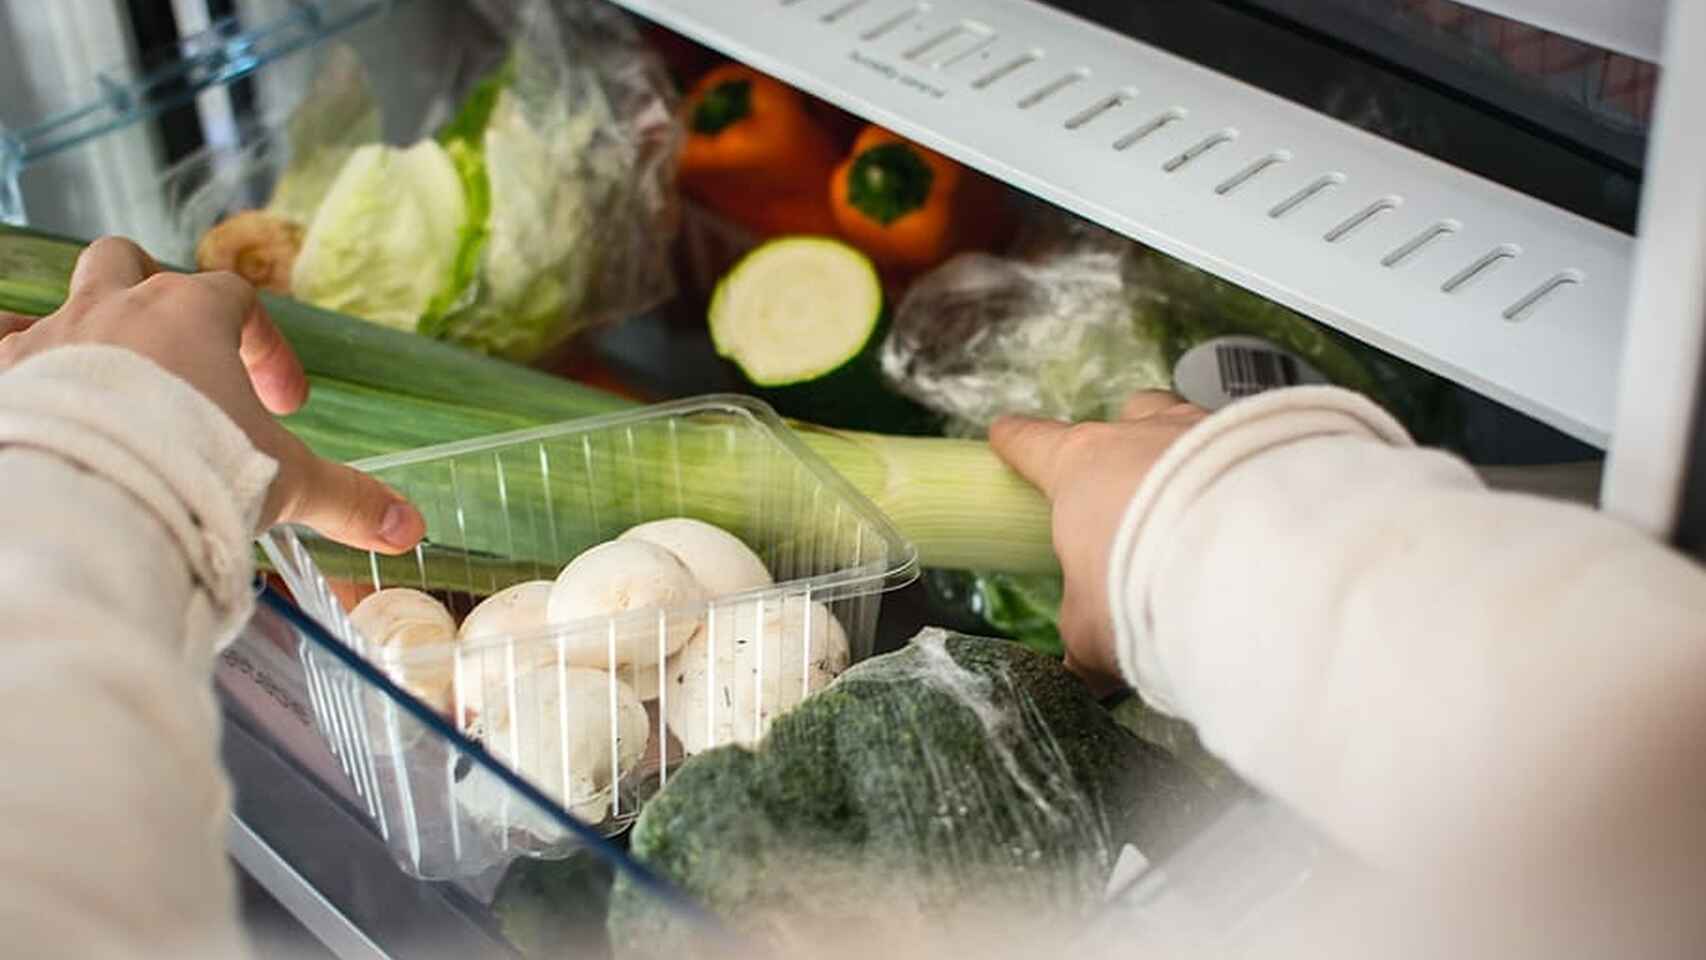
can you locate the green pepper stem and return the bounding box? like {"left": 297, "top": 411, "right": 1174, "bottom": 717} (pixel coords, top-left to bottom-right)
{"left": 691, "top": 80, "right": 753, "bottom": 135}
{"left": 846, "top": 143, "right": 934, "bottom": 225}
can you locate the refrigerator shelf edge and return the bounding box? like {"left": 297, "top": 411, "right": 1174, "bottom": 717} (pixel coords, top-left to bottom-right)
{"left": 613, "top": 0, "right": 1633, "bottom": 447}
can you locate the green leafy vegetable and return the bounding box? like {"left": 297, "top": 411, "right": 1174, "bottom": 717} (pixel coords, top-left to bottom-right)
{"left": 973, "top": 571, "right": 1065, "bottom": 658}
{"left": 1128, "top": 253, "right": 1461, "bottom": 444}
{"left": 491, "top": 850, "right": 616, "bottom": 959}
{"left": 289, "top": 141, "right": 469, "bottom": 331}
{"left": 607, "top": 629, "right": 1220, "bottom": 957}
{"left": 421, "top": 87, "right": 610, "bottom": 360}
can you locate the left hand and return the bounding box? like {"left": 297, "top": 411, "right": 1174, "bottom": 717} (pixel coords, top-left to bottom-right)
{"left": 0, "top": 236, "right": 425, "bottom": 553}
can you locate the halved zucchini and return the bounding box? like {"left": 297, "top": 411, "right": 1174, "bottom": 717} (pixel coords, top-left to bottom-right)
{"left": 709, "top": 236, "right": 931, "bottom": 433}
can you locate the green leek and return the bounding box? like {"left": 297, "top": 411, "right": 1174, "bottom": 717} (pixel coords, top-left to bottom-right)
{"left": 0, "top": 226, "right": 1053, "bottom": 575}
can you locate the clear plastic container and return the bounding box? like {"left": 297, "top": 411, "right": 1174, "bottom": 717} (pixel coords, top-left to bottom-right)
{"left": 227, "top": 585, "right": 713, "bottom": 946}
{"left": 263, "top": 395, "right": 919, "bottom": 879}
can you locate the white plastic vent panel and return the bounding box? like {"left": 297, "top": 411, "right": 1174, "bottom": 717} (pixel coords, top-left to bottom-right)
{"left": 613, "top": 0, "right": 1633, "bottom": 446}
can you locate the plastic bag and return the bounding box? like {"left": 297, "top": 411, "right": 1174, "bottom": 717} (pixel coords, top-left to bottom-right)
{"left": 880, "top": 222, "right": 1170, "bottom": 436}
{"left": 177, "top": 0, "right": 679, "bottom": 362}
{"left": 605, "top": 629, "right": 1222, "bottom": 959}
{"left": 1125, "top": 251, "right": 1461, "bottom": 445}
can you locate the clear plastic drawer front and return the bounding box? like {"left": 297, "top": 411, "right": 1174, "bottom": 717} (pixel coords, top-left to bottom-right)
{"left": 262, "top": 395, "right": 918, "bottom": 879}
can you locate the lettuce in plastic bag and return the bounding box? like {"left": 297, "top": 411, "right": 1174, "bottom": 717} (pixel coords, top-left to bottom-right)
{"left": 891, "top": 219, "right": 1459, "bottom": 662}
{"left": 182, "top": 0, "right": 679, "bottom": 362}
{"left": 418, "top": 80, "right": 612, "bottom": 359}
{"left": 289, "top": 140, "right": 468, "bottom": 331}
{"left": 881, "top": 222, "right": 1171, "bottom": 435}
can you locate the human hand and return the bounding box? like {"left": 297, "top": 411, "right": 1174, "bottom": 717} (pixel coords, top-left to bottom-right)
{"left": 989, "top": 391, "right": 1205, "bottom": 694}
{"left": 0, "top": 236, "right": 425, "bottom": 553}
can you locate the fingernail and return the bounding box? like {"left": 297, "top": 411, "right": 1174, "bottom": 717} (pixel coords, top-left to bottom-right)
{"left": 379, "top": 501, "right": 419, "bottom": 548}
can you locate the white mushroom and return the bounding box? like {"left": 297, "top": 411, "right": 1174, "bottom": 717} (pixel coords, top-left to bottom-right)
{"left": 455, "top": 667, "right": 649, "bottom": 841}
{"left": 348, "top": 588, "right": 458, "bottom": 716}
{"left": 620, "top": 518, "right": 773, "bottom": 598}
{"left": 616, "top": 654, "right": 679, "bottom": 702}
{"left": 454, "top": 580, "right": 556, "bottom": 732}
{"left": 666, "top": 597, "right": 849, "bottom": 753}
{"left": 459, "top": 579, "right": 555, "bottom": 645}
{"left": 546, "top": 540, "right": 706, "bottom": 669}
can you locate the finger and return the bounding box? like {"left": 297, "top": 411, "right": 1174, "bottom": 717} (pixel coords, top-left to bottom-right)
{"left": 182, "top": 270, "right": 261, "bottom": 340}
{"left": 0, "top": 311, "right": 35, "bottom": 338}
{"left": 1063, "top": 650, "right": 1125, "bottom": 699}
{"left": 1118, "top": 389, "right": 1188, "bottom": 422}
{"left": 69, "top": 236, "right": 160, "bottom": 300}
{"left": 988, "top": 415, "right": 1072, "bottom": 497}
{"left": 239, "top": 302, "right": 308, "bottom": 415}
{"left": 272, "top": 434, "right": 425, "bottom": 553}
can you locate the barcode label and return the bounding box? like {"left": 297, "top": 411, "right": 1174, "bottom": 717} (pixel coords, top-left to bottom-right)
{"left": 1172, "top": 335, "right": 1328, "bottom": 411}
{"left": 1215, "top": 344, "right": 1301, "bottom": 397}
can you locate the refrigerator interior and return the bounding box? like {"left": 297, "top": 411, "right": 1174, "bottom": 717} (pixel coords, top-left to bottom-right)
{"left": 4, "top": 0, "right": 1700, "bottom": 956}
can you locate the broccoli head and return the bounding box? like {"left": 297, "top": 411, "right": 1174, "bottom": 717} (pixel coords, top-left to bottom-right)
{"left": 607, "top": 629, "right": 1223, "bottom": 958}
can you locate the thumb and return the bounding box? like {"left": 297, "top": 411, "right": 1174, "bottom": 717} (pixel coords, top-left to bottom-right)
{"left": 270, "top": 433, "right": 425, "bottom": 554}
{"left": 988, "top": 415, "right": 1072, "bottom": 497}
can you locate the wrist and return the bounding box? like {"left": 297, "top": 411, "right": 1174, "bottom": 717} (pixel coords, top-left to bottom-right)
{"left": 0, "top": 345, "right": 278, "bottom": 644}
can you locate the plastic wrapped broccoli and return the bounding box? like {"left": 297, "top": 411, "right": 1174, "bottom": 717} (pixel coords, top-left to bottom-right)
{"left": 606, "top": 629, "right": 1222, "bottom": 958}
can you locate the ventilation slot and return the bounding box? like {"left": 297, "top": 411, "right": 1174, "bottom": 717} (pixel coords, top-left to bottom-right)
{"left": 1163, "top": 129, "right": 1237, "bottom": 173}
{"left": 1215, "top": 151, "right": 1290, "bottom": 195}
{"left": 905, "top": 24, "right": 967, "bottom": 61}
{"left": 1503, "top": 271, "right": 1582, "bottom": 320}
{"left": 1113, "top": 108, "right": 1185, "bottom": 150}
{"left": 1064, "top": 89, "right": 1133, "bottom": 131}
{"left": 914, "top": 21, "right": 996, "bottom": 67}
{"left": 822, "top": 0, "right": 870, "bottom": 21}
{"left": 862, "top": 4, "right": 926, "bottom": 41}
{"left": 973, "top": 51, "right": 1039, "bottom": 89}
{"left": 939, "top": 29, "right": 998, "bottom": 68}
{"left": 1324, "top": 197, "right": 1401, "bottom": 243}
{"left": 1017, "top": 69, "right": 1087, "bottom": 109}
{"left": 1382, "top": 221, "right": 1458, "bottom": 267}
{"left": 1268, "top": 173, "right": 1345, "bottom": 219}
{"left": 1442, "top": 245, "right": 1520, "bottom": 293}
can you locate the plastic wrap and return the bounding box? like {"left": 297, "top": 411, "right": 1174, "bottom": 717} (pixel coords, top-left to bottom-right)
{"left": 178, "top": 0, "right": 679, "bottom": 362}
{"left": 880, "top": 223, "right": 1170, "bottom": 436}
{"left": 1125, "top": 251, "right": 1461, "bottom": 444}
{"left": 606, "top": 628, "right": 1221, "bottom": 958}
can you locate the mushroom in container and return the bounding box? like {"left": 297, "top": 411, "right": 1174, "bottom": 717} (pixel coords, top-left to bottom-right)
{"left": 455, "top": 666, "right": 649, "bottom": 840}
{"left": 546, "top": 539, "right": 707, "bottom": 669}
{"left": 454, "top": 579, "right": 555, "bottom": 735}
{"left": 667, "top": 595, "right": 849, "bottom": 752}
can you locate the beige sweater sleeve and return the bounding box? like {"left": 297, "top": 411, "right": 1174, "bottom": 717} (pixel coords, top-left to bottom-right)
{"left": 0, "top": 346, "right": 275, "bottom": 959}
{"left": 1109, "top": 387, "right": 1706, "bottom": 887}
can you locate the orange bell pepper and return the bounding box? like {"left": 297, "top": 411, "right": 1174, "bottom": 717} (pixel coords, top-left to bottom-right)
{"left": 829, "top": 125, "right": 1004, "bottom": 273}
{"left": 677, "top": 64, "right": 840, "bottom": 237}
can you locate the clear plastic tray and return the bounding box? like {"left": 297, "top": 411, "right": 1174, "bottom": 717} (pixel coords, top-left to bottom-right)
{"left": 263, "top": 395, "right": 919, "bottom": 879}
{"left": 228, "top": 584, "right": 712, "bottom": 946}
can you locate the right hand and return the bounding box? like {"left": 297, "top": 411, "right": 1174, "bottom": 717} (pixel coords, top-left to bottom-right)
{"left": 989, "top": 392, "right": 1206, "bottom": 694}
{"left": 0, "top": 236, "right": 425, "bottom": 553}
